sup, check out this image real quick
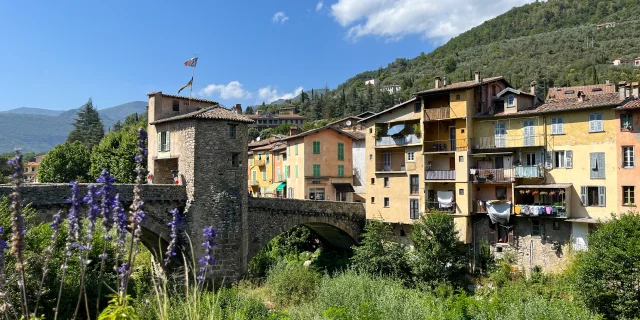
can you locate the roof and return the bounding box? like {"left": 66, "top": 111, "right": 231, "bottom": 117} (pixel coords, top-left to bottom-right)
{"left": 151, "top": 106, "right": 253, "bottom": 124}
{"left": 27, "top": 162, "right": 39, "bottom": 166}
{"left": 251, "top": 143, "right": 276, "bottom": 151}
{"left": 618, "top": 98, "right": 640, "bottom": 110}
{"left": 515, "top": 183, "right": 573, "bottom": 189}
{"left": 497, "top": 87, "right": 535, "bottom": 98}
{"left": 248, "top": 135, "right": 286, "bottom": 148}
{"left": 284, "top": 125, "right": 363, "bottom": 141}
{"left": 358, "top": 97, "right": 418, "bottom": 123}
{"left": 147, "top": 92, "right": 219, "bottom": 105}
{"left": 480, "top": 93, "right": 622, "bottom": 118}
{"left": 270, "top": 142, "right": 287, "bottom": 151}
{"left": 356, "top": 111, "right": 376, "bottom": 118}
{"left": 414, "top": 76, "right": 506, "bottom": 95}
{"left": 327, "top": 116, "right": 363, "bottom": 127}
{"left": 546, "top": 84, "right": 616, "bottom": 100}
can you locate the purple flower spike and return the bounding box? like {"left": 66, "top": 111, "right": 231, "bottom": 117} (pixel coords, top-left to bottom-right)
{"left": 83, "top": 184, "right": 100, "bottom": 247}
{"left": 66, "top": 181, "right": 84, "bottom": 248}
{"left": 197, "top": 226, "right": 218, "bottom": 283}
{"left": 163, "top": 208, "right": 183, "bottom": 266}
{"left": 113, "top": 194, "right": 127, "bottom": 254}
{"left": 97, "top": 170, "right": 117, "bottom": 239}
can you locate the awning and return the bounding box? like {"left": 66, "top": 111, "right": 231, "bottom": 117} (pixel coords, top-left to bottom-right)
{"left": 266, "top": 182, "right": 284, "bottom": 193}
{"left": 471, "top": 152, "right": 513, "bottom": 157}
{"left": 333, "top": 183, "right": 355, "bottom": 193}
{"left": 276, "top": 183, "right": 286, "bottom": 192}
{"left": 387, "top": 124, "right": 405, "bottom": 135}
{"left": 515, "top": 183, "right": 572, "bottom": 189}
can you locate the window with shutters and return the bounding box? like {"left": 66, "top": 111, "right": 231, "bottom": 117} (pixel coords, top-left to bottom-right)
{"left": 554, "top": 151, "right": 565, "bottom": 168}
{"left": 409, "top": 175, "right": 419, "bottom": 195}
{"left": 285, "top": 166, "right": 290, "bottom": 178}
{"left": 623, "top": 186, "right": 635, "bottom": 206}
{"left": 551, "top": 117, "right": 564, "bottom": 134}
{"left": 338, "top": 165, "right": 344, "bottom": 177}
{"left": 581, "top": 186, "right": 606, "bottom": 207}
{"left": 338, "top": 142, "right": 344, "bottom": 161}
{"left": 589, "top": 113, "right": 604, "bottom": 133}
{"left": 313, "top": 164, "right": 320, "bottom": 177}
{"left": 295, "top": 143, "right": 298, "bottom": 155}
{"left": 621, "top": 114, "right": 633, "bottom": 131}
{"left": 313, "top": 141, "right": 320, "bottom": 154}
{"left": 590, "top": 152, "right": 605, "bottom": 179}
{"left": 565, "top": 150, "right": 573, "bottom": 169}
{"left": 409, "top": 198, "right": 420, "bottom": 219}
{"left": 262, "top": 170, "right": 266, "bottom": 181}
{"left": 623, "top": 146, "right": 635, "bottom": 168}
{"left": 159, "top": 131, "right": 170, "bottom": 151}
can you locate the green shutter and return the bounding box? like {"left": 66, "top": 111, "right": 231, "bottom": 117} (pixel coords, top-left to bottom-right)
{"left": 313, "top": 164, "right": 320, "bottom": 177}
{"left": 338, "top": 142, "right": 344, "bottom": 161}
{"left": 285, "top": 166, "right": 289, "bottom": 178}
{"left": 338, "top": 165, "right": 344, "bottom": 177}
{"left": 295, "top": 143, "right": 298, "bottom": 155}
{"left": 295, "top": 165, "right": 298, "bottom": 178}
{"left": 313, "top": 141, "right": 320, "bottom": 154}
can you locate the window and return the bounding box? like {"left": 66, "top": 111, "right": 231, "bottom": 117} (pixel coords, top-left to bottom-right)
{"left": 309, "top": 188, "right": 325, "bottom": 200}
{"left": 565, "top": 90, "right": 575, "bottom": 94}
{"left": 410, "top": 199, "right": 420, "bottom": 219}
{"left": 371, "top": 197, "right": 375, "bottom": 204}
{"left": 313, "top": 164, "right": 321, "bottom": 177}
{"left": 507, "top": 95, "right": 515, "bottom": 107}
{"left": 371, "top": 178, "right": 375, "bottom": 185}
{"left": 590, "top": 152, "right": 605, "bottom": 179}
{"left": 262, "top": 170, "right": 266, "bottom": 181}
{"left": 383, "top": 177, "right": 389, "bottom": 187}
{"left": 338, "top": 165, "right": 344, "bottom": 177}
{"left": 407, "top": 152, "right": 415, "bottom": 161}
{"left": 252, "top": 171, "right": 257, "bottom": 183}
{"left": 525, "top": 153, "right": 536, "bottom": 166}
{"left": 231, "top": 153, "right": 240, "bottom": 167}
{"left": 369, "top": 128, "right": 373, "bottom": 134}
{"left": 285, "top": 166, "right": 290, "bottom": 178}
{"left": 338, "top": 142, "right": 344, "bottom": 161}
{"left": 495, "top": 186, "right": 507, "bottom": 200}
{"left": 313, "top": 141, "right": 320, "bottom": 154}
{"left": 414, "top": 102, "right": 421, "bottom": 112}
{"left": 409, "top": 175, "right": 419, "bottom": 195}
{"left": 459, "top": 156, "right": 464, "bottom": 162}
{"left": 621, "top": 114, "right": 633, "bottom": 131}
{"left": 531, "top": 219, "right": 541, "bottom": 236}
{"left": 553, "top": 221, "right": 560, "bottom": 230}
{"left": 551, "top": 117, "right": 564, "bottom": 134}
{"left": 623, "top": 186, "right": 635, "bottom": 206}
{"left": 623, "top": 146, "right": 635, "bottom": 168}
{"left": 581, "top": 186, "right": 606, "bottom": 207}
{"left": 456, "top": 94, "right": 461, "bottom": 100}
{"left": 228, "top": 124, "right": 237, "bottom": 138}
{"left": 172, "top": 100, "right": 179, "bottom": 111}
{"left": 384, "top": 197, "right": 390, "bottom": 207}
{"left": 589, "top": 113, "right": 604, "bottom": 132}
{"left": 158, "top": 131, "right": 170, "bottom": 151}
{"left": 283, "top": 153, "right": 287, "bottom": 161}
{"left": 459, "top": 189, "right": 464, "bottom": 195}
{"left": 554, "top": 151, "right": 565, "bottom": 168}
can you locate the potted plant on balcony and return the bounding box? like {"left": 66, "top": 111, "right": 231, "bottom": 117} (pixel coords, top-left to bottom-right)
{"left": 375, "top": 126, "right": 382, "bottom": 139}
{"left": 413, "top": 123, "right": 421, "bottom": 137}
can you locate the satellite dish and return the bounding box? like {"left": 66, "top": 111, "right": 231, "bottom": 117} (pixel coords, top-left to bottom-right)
{"left": 346, "top": 120, "right": 352, "bottom": 126}
{"left": 256, "top": 136, "right": 261, "bottom": 141}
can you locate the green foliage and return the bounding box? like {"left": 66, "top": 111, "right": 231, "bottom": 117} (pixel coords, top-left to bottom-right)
{"left": 266, "top": 262, "right": 321, "bottom": 307}
{"left": 443, "top": 57, "right": 457, "bottom": 73}
{"left": 409, "top": 212, "right": 467, "bottom": 287}
{"left": 67, "top": 98, "right": 105, "bottom": 150}
{"left": 37, "top": 140, "right": 91, "bottom": 182}
{"left": 98, "top": 295, "right": 141, "bottom": 320}
{"left": 248, "top": 128, "right": 260, "bottom": 141}
{"left": 351, "top": 220, "right": 409, "bottom": 278}
{"left": 475, "top": 240, "right": 495, "bottom": 276}
{"left": 91, "top": 124, "right": 145, "bottom": 183}
{"left": 573, "top": 214, "right": 640, "bottom": 319}
{"left": 123, "top": 112, "right": 148, "bottom": 127}
{"left": 244, "top": 106, "right": 254, "bottom": 115}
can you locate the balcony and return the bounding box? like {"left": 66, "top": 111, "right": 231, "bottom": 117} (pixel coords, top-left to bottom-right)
{"left": 471, "top": 135, "right": 545, "bottom": 149}
{"left": 424, "top": 107, "right": 451, "bottom": 121}
{"left": 276, "top": 174, "right": 286, "bottom": 182}
{"left": 425, "top": 201, "right": 456, "bottom": 213}
{"left": 255, "top": 159, "right": 266, "bottom": 167}
{"left": 248, "top": 180, "right": 259, "bottom": 187}
{"left": 473, "top": 200, "right": 489, "bottom": 213}
{"left": 424, "top": 139, "right": 468, "bottom": 153}
{"left": 471, "top": 168, "right": 515, "bottom": 183}
{"left": 376, "top": 134, "right": 420, "bottom": 147}
{"left": 425, "top": 170, "right": 455, "bottom": 181}
{"left": 514, "top": 166, "right": 544, "bottom": 179}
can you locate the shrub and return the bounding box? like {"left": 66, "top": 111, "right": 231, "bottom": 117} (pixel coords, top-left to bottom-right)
{"left": 266, "top": 262, "right": 321, "bottom": 307}
{"left": 351, "top": 220, "right": 409, "bottom": 279}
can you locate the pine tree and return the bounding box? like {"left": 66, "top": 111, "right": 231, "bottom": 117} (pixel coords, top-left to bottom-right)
{"left": 245, "top": 106, "right": 255, "bottom": 115}
{"left": 112, "top": 120, "right": 123, "bottom": 132}
{"left": 67, "top": 98, "right": 105, "bottom": 150}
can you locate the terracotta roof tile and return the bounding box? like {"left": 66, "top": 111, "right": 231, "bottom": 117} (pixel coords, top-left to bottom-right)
{"left": 619, "top": 98, "right": 640, "bottom": 110}
{"left": 480, "top": 93, "right": 622, "bottom": 118}
{"left": 546, "top": 84, "right": 616, "bottom": 100}
{"left": 147, "top": 92, "right": 219, "bottom": 105}
{"left": 151, "top": 106, "right": 253, "bottom": 124}
{"left": 414, "top": 76, "right": 506, "bottom": 95}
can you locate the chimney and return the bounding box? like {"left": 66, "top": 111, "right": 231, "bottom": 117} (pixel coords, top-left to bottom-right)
{"left": 530, "top": 81, "right": 537, "bottom": 96}
{"left": 619, "top": 85, "right": 627, "bottom": 100}
{"left": 289, "top": 126, "right": 298, "bottom": 136}
{"left": 626, "top": 85, "right": 632, "bottom": 99}
{"left": 435, "top": 77, "right": 442, "bottom": 89}
{"left": 632, "top": 82, "right": 639, "bottom": 98}
{"left": 606, "top": 80, "right": 610, "bottom": 85}
{"left": 443, "top": 75, "right": 448, "bottom": 87}
{"left": 256, "top": 109, "right": 262, "bottom": 115}
{"left": 235, "top": 103, "right": 242, "bottom": 114}
{"left": 474, "top": 72, "right": 481, "bottom": 83}
{"left": 577, "top": 91, "right": 585, "bottom": 102}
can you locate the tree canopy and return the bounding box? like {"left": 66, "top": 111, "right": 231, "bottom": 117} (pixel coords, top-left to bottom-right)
{"left": 90, "top": 123, "right": 144, "bottom": 183}
{"left": 67, "top": 98, "right": 105, "bottom": 150}
{"left": 37, "top": 141, "right": 91, "bottom": 183}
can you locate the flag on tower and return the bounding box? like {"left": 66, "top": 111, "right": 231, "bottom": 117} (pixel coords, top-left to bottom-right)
{"left": 184, "top": 57, "right": 198, "bottom": 67}
{"left": 178, "top": 77, "right": 193, "bottom": 94}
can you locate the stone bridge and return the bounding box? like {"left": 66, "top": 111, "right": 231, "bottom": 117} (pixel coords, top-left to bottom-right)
{"left": 0, "top": 183, "right": 366, "bottom": 282}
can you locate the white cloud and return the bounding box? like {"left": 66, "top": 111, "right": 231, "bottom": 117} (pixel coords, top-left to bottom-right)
{"left": 316, "top": 1, "right": 324, "bottom": 12}
{"left": 331, "top": 0, "right": 537, "bottom": 41}
{"left": 272, "top": 11, "right": 289, "bottom": 23}
{"left": 258, "top": 86, "right": 304, "bottom": 103}
{"left": 199, "top": 81, "right": 252, "bottom": 100}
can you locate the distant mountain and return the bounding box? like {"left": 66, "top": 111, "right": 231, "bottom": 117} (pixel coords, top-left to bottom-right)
{"left": 1, "top": 107, "right": 64, "bottom": 117}
{"left": 269, "top": 89, "right": 328, "bottom": 105}
{"left": 0, "top": 101, "right": 147, "bottom": 153}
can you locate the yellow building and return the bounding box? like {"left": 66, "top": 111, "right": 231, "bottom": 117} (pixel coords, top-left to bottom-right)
{"left": 248, "top": 144, "right": 276, "bottom": 197}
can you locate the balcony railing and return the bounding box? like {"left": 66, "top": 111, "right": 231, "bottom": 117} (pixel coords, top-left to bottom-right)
{"left": 424, "top": 139, "right": 468, "bottom": 152}
{"left": 471, "top": 135, "right": 545, "bottom": 149}
{"left": 375, "top": 164, "right": 407, "bottom": 173}
{"left": 471, "top": 168, "right": 515, "bottom": 183}
{"left": 376, "top": 134, "right": 420, "bottom": 147}
{"left": 248, "top": 180, "right": 259, "bottom": 187}
{"left": 425, "top": 201, "right": 456, "bottom": 213}
{"left": 514, "top": 165, "right": 544, "bottom": 178}
{"left": 424, "top": 107, "right": 451, "bottom": 121}
{"left": 425, "top": 170, "right": 455, "bottom": 180}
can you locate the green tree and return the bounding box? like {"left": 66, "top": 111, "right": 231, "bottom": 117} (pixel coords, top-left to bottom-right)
{"left": 248, "top": 128, "right": 260, "bottom": 141}
{"left": 574, "top": 214, "right": 640, "bottom": 319}
{"left": 245, "top": 106, "right": 255, "bottom": 115}
{"left": 37, "top": 141, "right": 91, "bottom": 183}
{"left": 111, "top": 120, "right": 123, "bottom": 132}
{"left": 443, "top": 57, "right": 457, "bottom": 74}
{"left": 90, "top": 124, "right": 142, "bottom": 183}
{"left": 123, "top": 111, "right": 148, "bottom": 127}
{"left": 67, "top": 98, "right": 105, "bottom": 150}
{"left": 351, "top": 220, "right": 409, "bottom": 278}
{"left": 409, "top": 212, "right": 466, "bottom": 287}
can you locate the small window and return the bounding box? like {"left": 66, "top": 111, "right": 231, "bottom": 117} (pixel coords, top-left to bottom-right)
{"left": 459, "top": 189, "right": 464, "bottom": 195}
{"left": 589, "top": 113, "right": 604, "bottom": 133}
{"left": 459, "top": 156, "right": 464, "bottom": 162}
{"left": 551, "top": 117, "right": 564, "bottom": 135}
{"left": 456, "top": 94, "right": 461, "bottom": 100}
{"left": 553, "top": 221, "right": 560, "bottom": 230}
{"left": 407, "top": 152, "right": 415, "bottom": 161}
{"left": 507, "top": 95, "right": 515, "bottom": 107}
{"left": 564, "top": 90, "right": 575, "bottom": 94}
{"left": 228, "top": 124, "right": 237, "bottom": 139}
{"left": 369, "top": 154, "right": 373, "bottom": 160}
{"left": 384, "top": 177, "right": 389, "bottom": 187}
{"left": 409, "top": 198, "right": 420, "bottom": 219}
{"left": 231, "top": 153, "right": 240, "bottom": 167}
{"left": 369, "top": 128, "right": 373, "bottom": 134}
{"left": 172, "top": 100, "right": 179, "bottom": 111}
{"left": 159, "top": 131, "right": 170, "bottom": 151}
{"left": 531, "top": 219, "right": 541, "bottom": 236}
{"left": 371, "top": 197, "right": 375, "bottom": 204}
{"left": 623, "top": 146, "right": 635, "bottom": 168}
{"left": 621, "top": 114, "right": 633, "bottom": 131}
{"left": 384, "top": 197, "right": 390, "bottom": 207}
{"left": 591, "top": 88, "right": 603, "bottom": 92}
{"left": 623, "top": 186, "right": 635, "bottom": 206}
{"left": 414, "top": 102, "right": 421, "bottom": 113}
{"left": 554, "top": 151, "right": 565, "bottom": 168}
{"left": 371, "top": 178, "right": 375, "bottom": 185}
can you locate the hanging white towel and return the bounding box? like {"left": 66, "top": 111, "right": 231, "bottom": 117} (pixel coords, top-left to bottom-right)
{"left": 437, "top": 191, "right": 454, "bottom": 208}
{"left": 486, "top": 200, "right": 512, "bottom": 225}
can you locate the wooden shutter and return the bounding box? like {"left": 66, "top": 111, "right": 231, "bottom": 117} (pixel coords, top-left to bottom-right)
{"left": 545, "top": 151, "right": 553, "bottom": 169}
{"left": 589, "top": 114, "right": 596, "bottom": 132}
{"left": 597, "top": 153, "right": 605, "bottom": 178}
{"left": 598, "top": 186, "right": 606, "bottom": 207}
{"left": 596, "top": 114, "right": 604, "bottom": 132}
{"left": 565, "top": 150, "right": 573, "bottom": 168}
{"left": 590, "top": 153, "right": 597, "bottom": 178}
{"left": 158, "top": 132, "right": 162, "bottom": 151}
{"left": 558, "top": 117, "right": 564, "bottom": 134}
{"left": 580, "top": 186, "right": 587, "bottom": 206}
{"left": 166, "top": 132, "right": 170, "bottom": 151}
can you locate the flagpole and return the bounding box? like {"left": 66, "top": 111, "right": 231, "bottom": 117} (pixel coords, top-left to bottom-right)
{"left": 189, "top": 55, "right": 197, "bottom": 106}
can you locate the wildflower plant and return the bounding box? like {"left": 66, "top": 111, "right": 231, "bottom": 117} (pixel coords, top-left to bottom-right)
{"left": 164, "top": 208, "right": 183, "bottom": 267}
{"left": 7, "top": 150, "right": 29, "bottom": 317}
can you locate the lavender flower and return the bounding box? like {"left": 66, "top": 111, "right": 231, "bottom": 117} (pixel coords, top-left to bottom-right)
{"left": 113, "top": 194, "right": 127, "bottom": 253}
{"left": 98, "top": 170, "right": 117, "bottom": 239}
{"left": 66, "top": 181, "right": 83, "bottom": 249}
{"left": 197, "top": 226, "right": 218, "bottom": 283}
{"left": 33, "top": 210, "right": 64, "bottom": 313}
{"left": 83, "top": 184, "right": 99, "bottom": 250}
{"left": 0, "top": 226, "right": 8, "bottom": 291}
{"left": 163, "top": 208, "right": 183, "bottom": 266}
{"left": 7, "top": 150, "right": 25, "bottom": 270}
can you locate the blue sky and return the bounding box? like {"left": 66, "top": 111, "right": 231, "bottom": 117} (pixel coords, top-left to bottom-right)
{"left": 0, "top": 0, "right": 533, "bottom": 111}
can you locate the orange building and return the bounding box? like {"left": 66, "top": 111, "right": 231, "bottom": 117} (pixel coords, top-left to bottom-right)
{"left": 615, "top": 82, "right": 640, "bottom": 213}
